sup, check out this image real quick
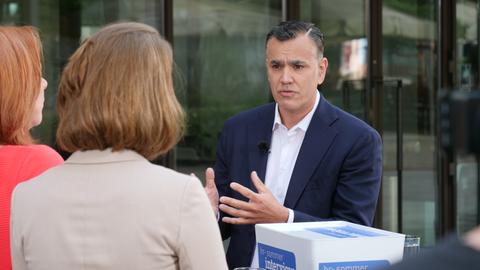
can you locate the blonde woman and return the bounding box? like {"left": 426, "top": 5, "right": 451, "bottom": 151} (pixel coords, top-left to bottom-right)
{"left": 10, "top": 22, "right": 227, "bottom": 270}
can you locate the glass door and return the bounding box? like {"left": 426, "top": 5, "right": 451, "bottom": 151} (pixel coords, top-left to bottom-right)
{"left": 381, "top": 0, "right": 438, "bottom": 245}
{"left": 381, "top": 0, "right": 438, "bottom": 246}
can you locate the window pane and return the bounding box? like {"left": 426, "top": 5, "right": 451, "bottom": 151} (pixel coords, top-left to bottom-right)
{"left": 173, "top": 0, "right": 282, "bottom": 176}
{"left": 299, "top": 0, "right": 368, "bottom": 120}
{"left": 383, "top": 0, "right": 438, "bottom": 246}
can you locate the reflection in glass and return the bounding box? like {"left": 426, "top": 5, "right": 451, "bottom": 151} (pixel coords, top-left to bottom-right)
{"left": 299, "top": 0, "right": 368, "bottom": 119}
{"left": 339, "top": 38, "right": 368, "bottom": 81}
{"left": 456, "top": 0, "right": 479, "bottom": 89}
{"left": 455, "top": 0, "right": 480, "bottom": 234}
{"left": 455, "top": 154, "right": 479, "bottom": 234}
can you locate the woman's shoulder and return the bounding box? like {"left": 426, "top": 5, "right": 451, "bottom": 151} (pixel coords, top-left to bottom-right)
{"left": 1, "top": 144, "right": 63, "bottom": 182}
{"left": 18, "top": 144, "right": 63, "bottom": 163}
{"left": 1, "top": 144, "right": 61, "bottom": 161}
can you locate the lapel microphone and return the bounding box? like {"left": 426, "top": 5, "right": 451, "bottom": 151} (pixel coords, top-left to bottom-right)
{"left": 257, "top": 140, "right": 270, "bottom": 154}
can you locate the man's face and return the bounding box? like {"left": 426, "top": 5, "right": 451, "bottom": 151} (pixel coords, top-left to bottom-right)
{"left": 266, "top": 34, "right": 328, "bottom": 120}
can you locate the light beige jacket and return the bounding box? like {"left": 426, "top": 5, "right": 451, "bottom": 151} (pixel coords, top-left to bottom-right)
{"left": 10, "top": 149, "right": 227, "bottom": 270}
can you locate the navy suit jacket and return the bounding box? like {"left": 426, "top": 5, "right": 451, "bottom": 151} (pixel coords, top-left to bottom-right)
{"left": 214, "top": 92, "right": 382, "bottom": 269}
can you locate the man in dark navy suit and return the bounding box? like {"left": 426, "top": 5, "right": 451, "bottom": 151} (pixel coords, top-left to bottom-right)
{"left": 204, "top": 21, "right": 383, "bottom": 269}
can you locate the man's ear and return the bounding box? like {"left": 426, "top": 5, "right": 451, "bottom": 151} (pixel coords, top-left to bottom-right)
{"left": 317, "top": 57, "right": 328, "bottom": 85}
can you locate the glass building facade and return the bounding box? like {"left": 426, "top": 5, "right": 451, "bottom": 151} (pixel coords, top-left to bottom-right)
{"left": 1, "top": 0, "right": 479, "bottom": 247}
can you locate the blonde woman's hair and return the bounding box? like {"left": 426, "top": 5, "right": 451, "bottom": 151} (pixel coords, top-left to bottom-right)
{"left": 57, "top": 22, "right": 184, "bottom": 160}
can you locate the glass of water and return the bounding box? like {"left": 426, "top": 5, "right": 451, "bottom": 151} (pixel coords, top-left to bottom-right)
{"left": 403, "top": 235, "right": 421, "bottom": 259}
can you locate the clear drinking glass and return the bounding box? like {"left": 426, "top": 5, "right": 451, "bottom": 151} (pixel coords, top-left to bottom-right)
{"left": 403, "top": 235, "right": 421, "bottom": 259}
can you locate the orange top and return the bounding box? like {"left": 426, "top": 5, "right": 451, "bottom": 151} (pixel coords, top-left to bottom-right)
{"left": 0, "top": 145, "right": 63, "bottom": 270}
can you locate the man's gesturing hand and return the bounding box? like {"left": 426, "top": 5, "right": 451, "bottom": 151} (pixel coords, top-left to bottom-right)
{"left": 204, "top": 167, "right": 219, "bottom": 216}
{"left": 219, "top": 171, "right": 289, "bottom": 224}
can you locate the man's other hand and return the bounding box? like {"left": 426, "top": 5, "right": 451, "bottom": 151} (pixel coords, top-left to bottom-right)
{"left": 219, "top": 171, "right": 289, "bottom": 224}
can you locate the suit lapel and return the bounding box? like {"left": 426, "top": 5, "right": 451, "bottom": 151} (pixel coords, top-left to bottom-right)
{"left": 284, "top": 95, "right": 339, "bottom": 209}
{"left": 247, "top": 104, "right": 275, "bottom": 184}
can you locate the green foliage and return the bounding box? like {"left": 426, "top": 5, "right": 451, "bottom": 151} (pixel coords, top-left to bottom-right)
{"left": 181, "top": 100, "right": 264, "bottom": 162}
{"left": 384, "top": 0, "right": 436, "bottom": 20}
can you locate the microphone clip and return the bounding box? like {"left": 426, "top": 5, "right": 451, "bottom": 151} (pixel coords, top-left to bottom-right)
{"left": 257, "top": 141, "right": 270, "bottom": 154}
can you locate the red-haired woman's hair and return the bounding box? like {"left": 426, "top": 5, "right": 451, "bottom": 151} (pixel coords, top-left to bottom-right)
{"left": 0, "top": 26, "right": 42, "bottom": 145}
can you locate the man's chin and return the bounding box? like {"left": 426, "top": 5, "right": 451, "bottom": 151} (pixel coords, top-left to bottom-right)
{"left": 277, "top": 103, "right": 301, "bottom": 114}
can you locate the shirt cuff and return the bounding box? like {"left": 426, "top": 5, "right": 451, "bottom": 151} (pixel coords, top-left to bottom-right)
{"left": 287, "top": 208, "right": 294, "bottom": 223}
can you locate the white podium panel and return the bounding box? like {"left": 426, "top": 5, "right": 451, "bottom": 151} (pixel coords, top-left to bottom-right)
{"left": 255, "top": 221, "right": 405, "bottom": 270}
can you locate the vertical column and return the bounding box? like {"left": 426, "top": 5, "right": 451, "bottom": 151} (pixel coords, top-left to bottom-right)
{"left": 437, "top": 0, "right": 456, "bottom": 237}
{"left": 155, "top": 0, "right": 176, "bottom": 169}
{"left": 285, "top": 0, "right": 299, "bottom": 21}
{"left": 368, "top": 0, "right": 384, "bottom": 229}
{"left": 59, "top": 1, "right": 81, "bottom": 69}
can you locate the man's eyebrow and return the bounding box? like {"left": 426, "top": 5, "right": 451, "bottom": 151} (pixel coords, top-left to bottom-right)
{"left": 288, "top": 60, "right": 308, "bottom": 65}
{"left": 269, "top": 59, "right": 283, "bottom": 65}
{"left": 268, "top": 59, "right": 308, "bottom": 65}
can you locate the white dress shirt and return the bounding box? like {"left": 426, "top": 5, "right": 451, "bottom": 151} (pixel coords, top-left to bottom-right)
{"left": 251, "top": 91, "right": 320, "bottom": 267}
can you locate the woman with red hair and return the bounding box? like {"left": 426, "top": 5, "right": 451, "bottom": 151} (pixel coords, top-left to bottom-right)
{"left": 0, "top": 26, "right": 63, "bottom": 270}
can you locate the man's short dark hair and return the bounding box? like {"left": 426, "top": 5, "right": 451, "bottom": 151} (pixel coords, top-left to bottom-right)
{"left": 266, "top": 20, "right": 325, "bottom": 56}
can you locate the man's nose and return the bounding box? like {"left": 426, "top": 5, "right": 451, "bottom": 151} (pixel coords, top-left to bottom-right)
{"left": 280, "top": 68, "right": 293, "bottom": 83}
